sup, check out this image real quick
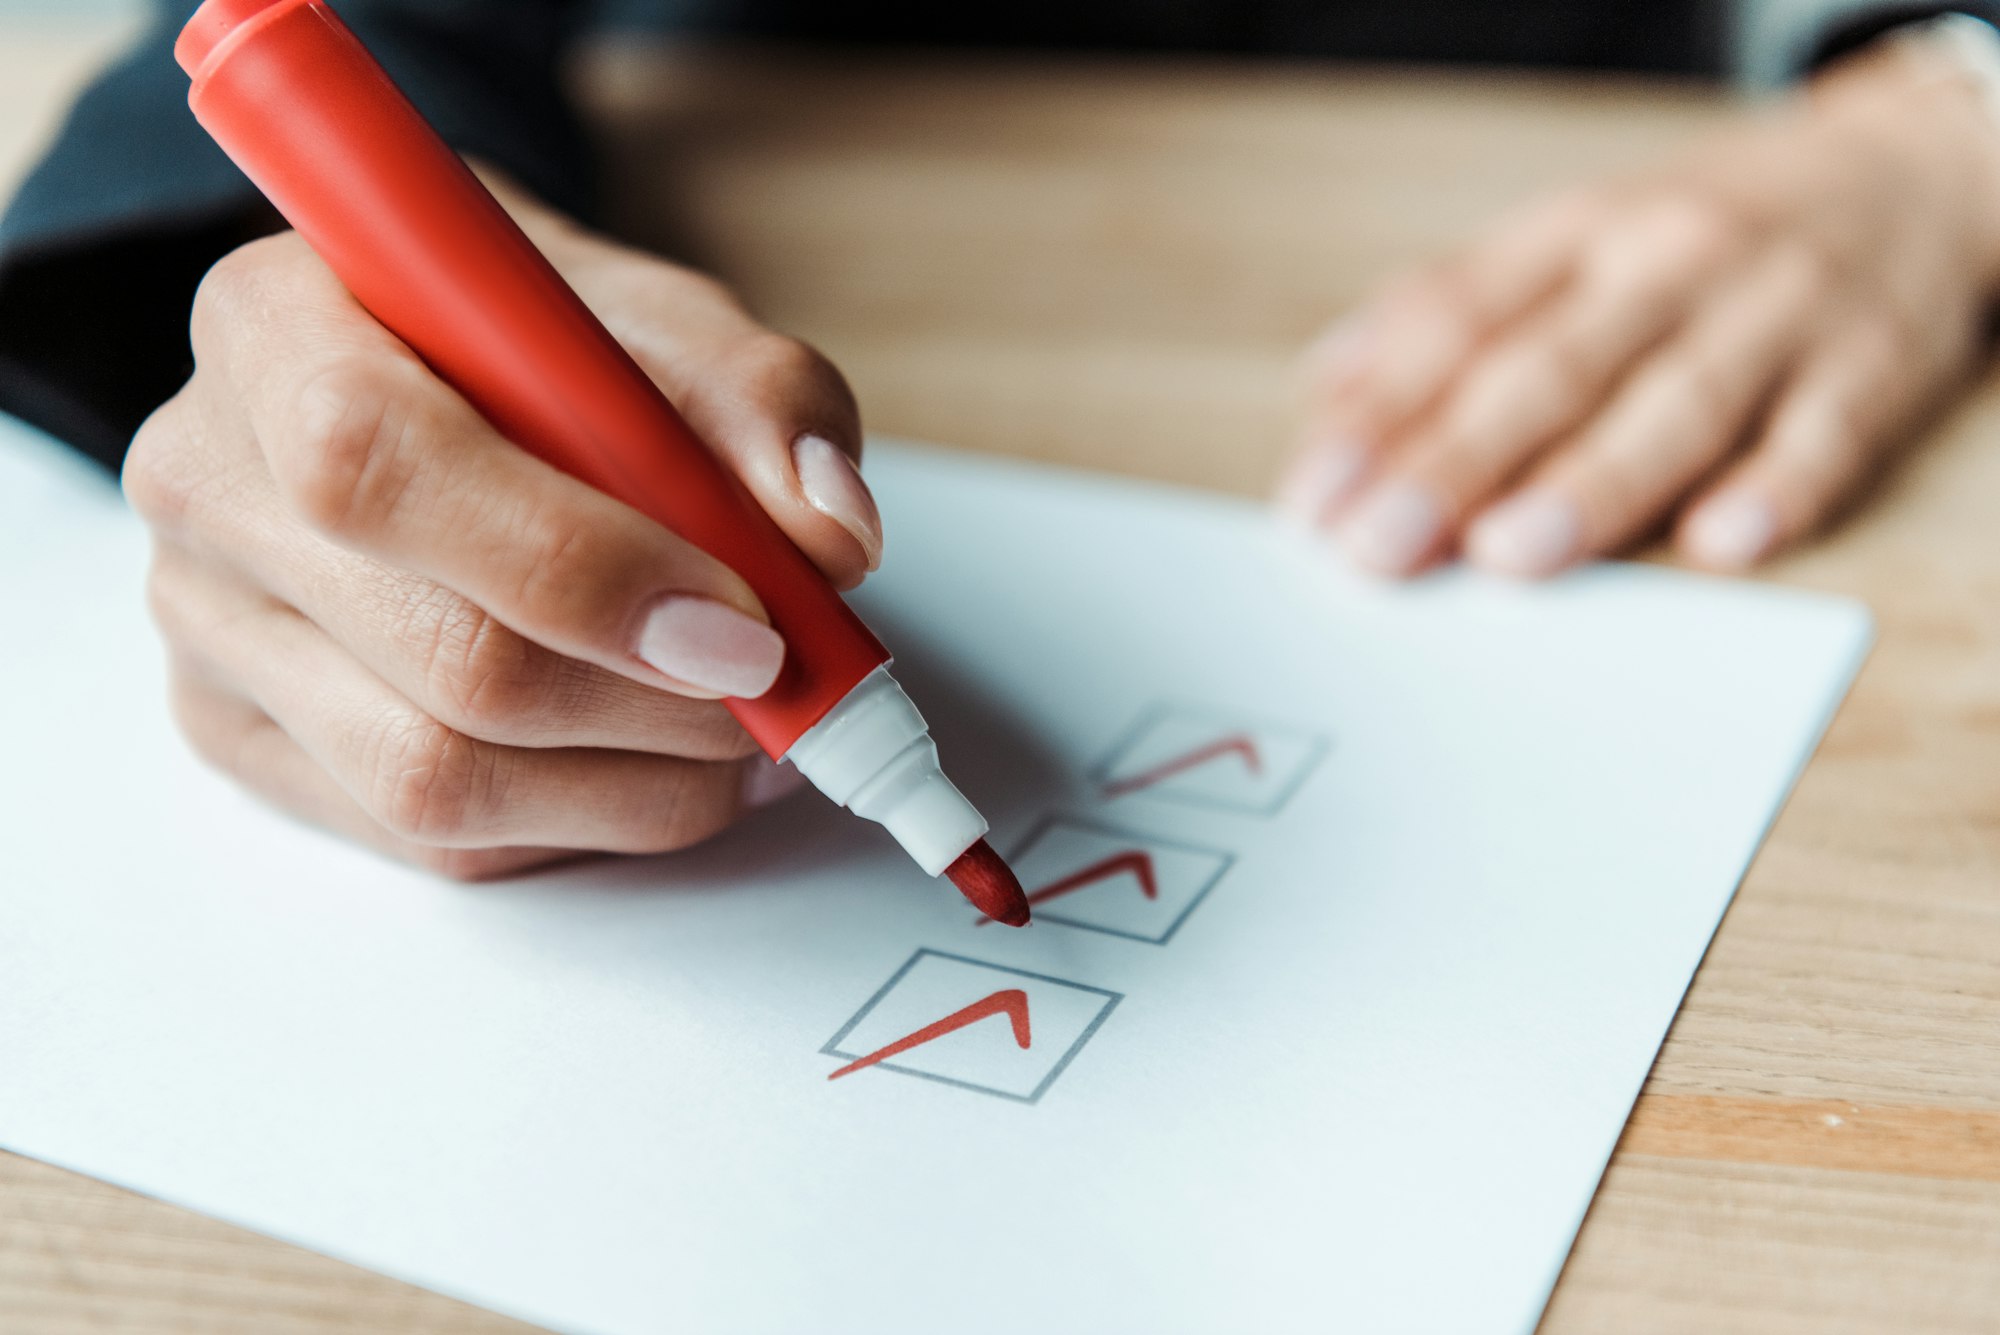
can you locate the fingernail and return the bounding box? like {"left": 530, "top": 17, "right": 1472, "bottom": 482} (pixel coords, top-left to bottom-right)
{"left": 1685, "top": 491, "right": 1777, "bottom": 570}
{"left": 635, "top": 595, "right": 785, "bottom": 698}
{"left": 1274, "top": 434, "right": 1370, "bottom": 528}
{"left": 741, "top": 755, "right": 809, "bottom": 809}
{"left": 1342, "top": 481, "right": 1443, "bottom": 573}
{"left": 1467, "top": 488, "right": 1581, "bottom": 576}
{"left": 794, "top": 433, "right": 883, "bottom": 570}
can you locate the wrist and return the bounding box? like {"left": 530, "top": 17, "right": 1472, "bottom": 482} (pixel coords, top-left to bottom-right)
{"left": 1897, "top": 17, "right": 2000, "bottom": 291}
{"left": 1812, "top": 31, "right": 2000, "bottom": 291}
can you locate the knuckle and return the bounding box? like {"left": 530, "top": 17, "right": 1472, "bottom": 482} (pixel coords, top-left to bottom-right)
{"left": 1523, "top": 334, "right": 1600, "bottom": 407}
{"left": 1588, "top": 196, "right": 1733, "bottom": 288}
{"left": 1653, "top": 195, "right": 1739, "bottom": 260}
{"left": 1578, "top": 221, "right": 1643, "bottom": 285}
{"left": 408, "top": 589, "right": 550, "bottom": 738}
{"left": 122, "top": 400, "right": 195, "bottom": 528}
{"left": 1674, "top": 195, "right": 1741, "bottom": 256}
{"left": 191, "top": 243, "right": 266, "bottom": 326}
{"left": 165, "top": 670, "right": 234, "bottom": 773}
{"left": 628, "top": 763, "right": 735, "bottom": 854}
{"left": 1367, "top": 272, "right": 1479, "bottom": 386}
{"left": 1451, "top": 336, "right": 1590, "bottom": 438}
{"left": 1655, "top": 354, "right": 1735, "bottom": 439}
{"left": 188, "top": 234, "right": 298, "bottom": 349}
{"left": 366, "top": 712, "right": 492, "bottom": 845}
{"left": 736, "top": 333, "right": 855, "bottom": 407}
{"left": 125, "top": 399, "right": 274, "bottom": 553}
{"left": 505, "top": 504, "right": 622, "bottom": 632}
{"left": 277, "top": 358, "right": 417, "bottom": 542}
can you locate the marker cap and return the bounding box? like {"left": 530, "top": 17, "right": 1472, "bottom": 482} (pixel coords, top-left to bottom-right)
{"left": 176, "top": 0, "right": 287, "bottom": 72}
{"left": 783, "top": 667, "right": 987, "bottom": 877}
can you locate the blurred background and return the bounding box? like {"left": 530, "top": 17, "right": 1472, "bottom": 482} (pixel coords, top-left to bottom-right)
{"left": 0, "top": 0, "right": 1735, "bottom": 490}
{"left": 0, "top": 0, "right": 1863, "bottom": 85}
{"left": 2, "top": 0, "right": 133, "bottom": 13}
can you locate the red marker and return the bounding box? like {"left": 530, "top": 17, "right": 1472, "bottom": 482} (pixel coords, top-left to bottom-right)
{"left": 175, "top": 0, "right": 1029, "bottom": 926}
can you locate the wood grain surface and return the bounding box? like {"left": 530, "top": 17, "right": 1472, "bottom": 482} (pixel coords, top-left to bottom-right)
{"left": 3, "top": 21, "right": 1997, "bottom": 1333}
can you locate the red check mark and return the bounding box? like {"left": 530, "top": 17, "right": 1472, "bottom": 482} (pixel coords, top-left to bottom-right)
{"left": 1103, "top": 732, "right": 1262, "bottom": 798}
{"left": 976, "top": 850, "right": 1157, "bottom": 925}
{"left": 826, "top": 989, "right": 1032, "bottom": 1081}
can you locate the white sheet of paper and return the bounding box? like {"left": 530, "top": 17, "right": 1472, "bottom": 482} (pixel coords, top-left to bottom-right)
{"left": 0, "top": 421, "right": 1869, "bottom": 1335}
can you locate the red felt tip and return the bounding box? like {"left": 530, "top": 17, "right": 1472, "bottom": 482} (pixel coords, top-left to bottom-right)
{"left": 945, "top": 839, "right": 1031, "bottom": 927}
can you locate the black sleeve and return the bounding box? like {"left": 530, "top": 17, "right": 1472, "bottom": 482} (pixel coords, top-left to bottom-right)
{"left": 0, "top": 0, "right": 593, "bottom": 476}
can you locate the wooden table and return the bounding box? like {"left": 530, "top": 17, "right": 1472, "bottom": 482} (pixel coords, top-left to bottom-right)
{"left": 5, "top": 20, "right": 1997, "bottom": 1333}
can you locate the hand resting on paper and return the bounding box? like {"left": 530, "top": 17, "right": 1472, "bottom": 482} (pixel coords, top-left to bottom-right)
{"left": 1279, "top": 34, "right": 2000, "bottom": 577}
{"left": 124, "top": 178, "right": 877, "bottom": 879}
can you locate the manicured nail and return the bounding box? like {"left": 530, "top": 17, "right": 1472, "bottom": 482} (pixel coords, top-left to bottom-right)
{"left": 1274, "top": 434, "right": 1369, "bottom": 528}
{"left": 794, "top": 433, "right": 882, "bottom": 570}
{"left": 1685, "top": 491, "right": 1777, "bottom": 570}
{"left": 741, "top": 755, "right": 809, "bottom": 809}
{"left": 635, "top": 595, "right": 785, "bottom": 698}
{"left": 1467, "top": 488, "right": 1581, "bottom": 576}
{"left": 1342, "top": 480, "right": 1443, "bottom": 572}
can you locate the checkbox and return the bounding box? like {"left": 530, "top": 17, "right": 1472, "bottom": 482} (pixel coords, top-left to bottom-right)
{"left": 986, "top": 816, "right": 1232, "bottom": 945}
{"left": 821, "top": 950, "right": 1121, "bottom": 1103}
{"left": 1094, "top": 703, "right": 1328, "bottom": 816}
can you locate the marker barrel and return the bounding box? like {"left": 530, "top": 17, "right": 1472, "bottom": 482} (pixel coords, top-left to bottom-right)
{"left": 175, "top": 0, "right": 887, "bottom": 757}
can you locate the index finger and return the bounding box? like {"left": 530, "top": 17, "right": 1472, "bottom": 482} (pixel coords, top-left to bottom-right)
{"left": 1283, "top": 190, "right": 1603, "bottom": 522}
{"left": 194, "top": 236, "right": 786, "bottom": 702}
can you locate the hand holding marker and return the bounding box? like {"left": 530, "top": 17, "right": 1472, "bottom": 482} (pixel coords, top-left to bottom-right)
{"left": 174, "top": 0, "right": 1030, "bottom": 924}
